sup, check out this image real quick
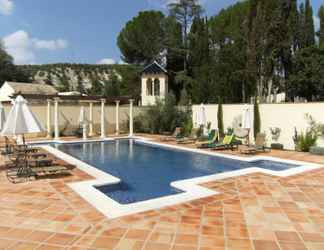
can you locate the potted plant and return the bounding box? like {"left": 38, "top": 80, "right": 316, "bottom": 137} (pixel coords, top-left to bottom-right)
{"left": 269, "top": 127, "right": 283, "bottom": 150}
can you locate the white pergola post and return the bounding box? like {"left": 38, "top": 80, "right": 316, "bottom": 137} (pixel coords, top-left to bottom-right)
{"left": 54, "top": 98, "right": 60, "bottom": 140}
{"left": 100, "top": 98, "right": 106, "bottom": 139}
{"left": 89, "top": 102, "right": 94, "bottom": 136}
{"left": 115, "top": 100, "right": 120, "bottom": 135}
{"left": 129, "top": 99, "right": 134, "bottom": 137}
{"left": 46, "top": 99, "right": 52, "bottom": 138}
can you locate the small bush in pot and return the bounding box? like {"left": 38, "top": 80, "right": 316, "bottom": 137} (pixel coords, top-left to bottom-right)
{"left": 296, "top": 130, "right": 317, "bottom": 152}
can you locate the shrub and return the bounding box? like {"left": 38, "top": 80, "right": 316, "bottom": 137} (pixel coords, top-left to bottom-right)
{"left": 296, "top": 131, "right": 317, "bottom": 152}
{"left": 253, "top": 98, "right": 261, "bottom": 140}
{"left": 134, "top": 93, "right": 192, "bottom": 134}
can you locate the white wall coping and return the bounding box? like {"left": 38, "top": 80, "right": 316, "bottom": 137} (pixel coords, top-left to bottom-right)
{"left": 36, "top": 137, "right": 323, "bottom": 219}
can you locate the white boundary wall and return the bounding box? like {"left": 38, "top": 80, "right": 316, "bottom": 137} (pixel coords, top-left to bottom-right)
{"left": 193, "top": 103, "right": 324, "bottom": 150}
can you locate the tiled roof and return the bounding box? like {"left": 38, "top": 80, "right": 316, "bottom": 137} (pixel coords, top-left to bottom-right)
{"left": 6, "top": 81, "right": 58, "bottom": 95}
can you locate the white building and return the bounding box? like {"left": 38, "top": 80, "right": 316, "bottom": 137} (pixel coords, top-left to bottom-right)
{"left": 141, "top": 61, "right": 168, "bottom": 106}
{"left": 0, "top": 81, "right": 58, "bottom": 102}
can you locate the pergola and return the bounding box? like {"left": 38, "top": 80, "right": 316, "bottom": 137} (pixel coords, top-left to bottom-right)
{"left": 11, "top": 94, "right": 135, "bottom": 139}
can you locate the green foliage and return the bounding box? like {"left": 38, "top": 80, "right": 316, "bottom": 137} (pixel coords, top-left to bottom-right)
{"left": 17, "top": 63, "right": 141, "bottom": 98}
{"left": 296, "top": 131, "right": 317, "bottom": 152}
{"left": 89, "top": 79, "right": 102, "bottom": 96}
{"left": 304, "top": 0, "right": 315, "bottom": 47}
{"left": 288, "top": 47, "right": 324, "bottom": 101}
{"left": 0, "top": 42, "right": 28, "bottom": 86}
{"left": 253, "top": 98, "right": 261, "bottom": 140}
{"left": 103, "top": 71, "right": 121, "bottom": 97}
{"left": 305, "top": 114, "right": 324, "bottom": 136}
{"left": 217, "top": 98, "right": 224, "bottom": 136}
{"left": 168, "top": 0, "right": 203, "bottom": 70}
{"left": 117, "top": 11, "right": 166, "bottom": 65}
{"left": 134, "top": 93, "right": 192, "bottom": 134}
{"left": 319, "top": 5, "right": 324, "bottom": 49}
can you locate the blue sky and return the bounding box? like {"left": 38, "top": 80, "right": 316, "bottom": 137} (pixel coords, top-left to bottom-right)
{"left": 0, "top": 0, "right": 322, "bottom": 65}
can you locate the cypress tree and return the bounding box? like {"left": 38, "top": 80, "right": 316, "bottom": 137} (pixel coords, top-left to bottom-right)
{"left": 288, "top": 0, "right": 300, "bottom": 52}
{"left": 299, "top": 3, "right": 306, "bottom": 48}
{"left": 253, "top": 97, "right": 261, "bottom": 140}
{"left": 319, "top": 6, "right": 324, "bottom": 49}
{"left": 304, "top": 0, "right": 315, "bottom": 47}
{"left": 217, "top": 98, "right": 224, "bottom": 136}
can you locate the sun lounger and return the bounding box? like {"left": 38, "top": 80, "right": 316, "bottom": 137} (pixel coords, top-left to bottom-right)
{"left": 32, "top": 165, "right": 70, "bottom": 176}
{"left": 210, "top": 134, "right": 237, "bottom": 150}
{"left": 7, "top": 165, "right": 70, "bottom": 182}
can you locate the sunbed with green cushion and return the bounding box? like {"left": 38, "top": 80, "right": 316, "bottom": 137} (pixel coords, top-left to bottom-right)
{"left": 210, "top": 134, "right": 236, "bottom": 150}
{"left": 196, "top": 130, "right": 218, "bottom": 148}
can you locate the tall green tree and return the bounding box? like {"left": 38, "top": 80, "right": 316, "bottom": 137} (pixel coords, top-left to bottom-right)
{"left": 253, "top": 98, "right": 261, "bottom": 139}
{"left": 103, "top": 71, "right": 121, "bottom": 97}
{"left": 299, "top": 3, "right": 306, "bottom": 48}
{"left": 217, "top": 98, "right": 224, "bottom": 136}
{"left": 0, "top": 42, "right": 28, "bottom": 85}
{"left": 288, "top": 46, "right": 324, "bottom": 101}
{"left": 117, "top": 11, "right": 166, "bottom": 65}
{"left": 168, "top": 0, "right": 203, "bottom": 71}
{"left": 319, "top": 5, "right": 324, "bottom": 49}
{"left": 288, "top": 0, "right": 300, "bottom": 52}
{"left": 304, "top": 0, "right": 315, "bottom": 47}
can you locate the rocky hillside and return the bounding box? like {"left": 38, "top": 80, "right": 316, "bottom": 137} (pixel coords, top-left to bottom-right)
{"left": 17, "top": 63, "right": 141, "bottom": 95}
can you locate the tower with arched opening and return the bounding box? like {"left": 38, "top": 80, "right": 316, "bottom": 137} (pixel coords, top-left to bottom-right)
{"left": 141, "top": 61, "right": 168, "bottom": 106}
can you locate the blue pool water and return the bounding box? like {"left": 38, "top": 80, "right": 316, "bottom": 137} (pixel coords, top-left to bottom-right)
{"left": 53, "top": 139, "right": 299, "bottom": 204}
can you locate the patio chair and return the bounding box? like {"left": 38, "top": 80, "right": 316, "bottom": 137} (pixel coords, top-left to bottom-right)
{"left": 160, "top": 127, "right": 182, "bottom": 141}
{"left": 240, "top": 133, "right": 270, "bottom": 154}
{"left": 0, "top": 137, "right": 15, "bottom": 155}
{"left": 210, "top": 134, "right": 238, "bottom": 150}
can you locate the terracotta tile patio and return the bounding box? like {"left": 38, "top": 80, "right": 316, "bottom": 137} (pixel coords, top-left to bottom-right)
{"left": 0, "top": 136, "right": 323, "bottom": 249}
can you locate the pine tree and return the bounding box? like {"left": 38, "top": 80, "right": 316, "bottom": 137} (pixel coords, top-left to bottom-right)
{"left": 319, "top": 6, "right": 324, "bottom": 49}
{"left": 168, "top": 0, "right": 203, "bottom": 71}
{"left": 304, "top": 0, "right": 315, "bottom": 47}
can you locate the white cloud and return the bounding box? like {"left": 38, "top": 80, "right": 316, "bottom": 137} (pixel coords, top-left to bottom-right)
{"left": 97, "top": 58, "right": 116, "bottom": 65}
{"left": 2, "top": 30, "right": 68, "bottom": 64}
{"left": 118, "top": 60, "right": 128, "bottom": 65}
{"left": 3, "top": 30, "right": 35, "bottom": 64}
{"left": 0, "top": 0, "right": 13, "bottom": 15}
{"left": 33, "top": 38, "right": 68, "bottom": 50}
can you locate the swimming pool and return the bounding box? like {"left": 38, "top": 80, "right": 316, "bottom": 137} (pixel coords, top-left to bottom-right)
{"left": 52, "top": 139, "right": 299, "bottom": 204}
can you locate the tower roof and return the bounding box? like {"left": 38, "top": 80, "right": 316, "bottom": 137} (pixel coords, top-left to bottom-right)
{"left": 141, "top": 61, "right": 167, "bottom": 75}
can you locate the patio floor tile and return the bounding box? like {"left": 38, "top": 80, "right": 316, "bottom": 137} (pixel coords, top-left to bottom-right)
{"left": 0, "top": 136, "right": 324, "bottom": 249}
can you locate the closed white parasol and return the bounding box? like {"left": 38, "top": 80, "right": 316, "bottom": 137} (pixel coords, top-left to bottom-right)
{"left": 242, "top": 105, "right": 252, "bottom": 130}
{"left": 0, "top": 102, "right": 5, "bottom": 131}
{"left": 241, "top": 105, "right": 252, "bottom": 144}
{"left": 196, "top": 104, "right": 207, "bottom": 135}
{"left": 1, "top": 95, "right": 44, "bottom": 136}
{"left": 79, "top": 106, "right": 88, "bottom": 140}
